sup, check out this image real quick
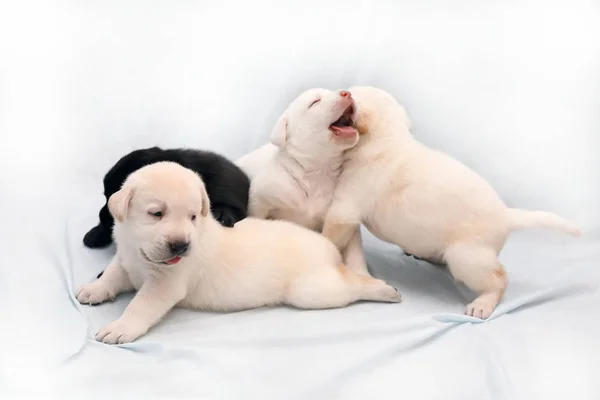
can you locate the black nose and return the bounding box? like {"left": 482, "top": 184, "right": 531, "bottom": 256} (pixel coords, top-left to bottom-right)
{"left": 169, "top": 241, "right": 189, "bottom": 256}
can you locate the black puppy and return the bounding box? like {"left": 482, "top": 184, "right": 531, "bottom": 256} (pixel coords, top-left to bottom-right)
{"left": 84, "top": 146, "right": 250, "bottom": 254}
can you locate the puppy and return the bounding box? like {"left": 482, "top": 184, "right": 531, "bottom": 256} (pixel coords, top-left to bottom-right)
{"left": 322, "top": 86, "right": 581, "bottom": 319}
{"left": 76, "top": 162, "right": 400, "bottom": 344}
{"left": 236, "top": 88, "right": 370, "bottom": 276}
{"left": 84, "top": 146, "right": 250, "bottom": 248}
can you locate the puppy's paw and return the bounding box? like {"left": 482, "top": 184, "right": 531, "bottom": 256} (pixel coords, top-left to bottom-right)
{"left": 95, "top": 319, "right": 148, "bottom": 344}
{"left": 465, "top": 295, "right": 498, "bottom": 319}
{"left": 376, "top": 281, "right": 402, "bottom": 303}
{"left": 76, "top": 281, "right": 115, "bottom": 305}
{"left": 212, "top": 209, "right": 236, "bottom": 228}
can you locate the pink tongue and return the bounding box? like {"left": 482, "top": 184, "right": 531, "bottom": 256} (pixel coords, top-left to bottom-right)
{"left": 330, "top": 125, "right": 356, "bottom": 138}
{"left": 165, "top": 256, "right": 182, "bottom": 265}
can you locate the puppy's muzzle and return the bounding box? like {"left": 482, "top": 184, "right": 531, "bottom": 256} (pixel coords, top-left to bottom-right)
{"left": 169, "top": 240, "right": 189, "bottom": 256}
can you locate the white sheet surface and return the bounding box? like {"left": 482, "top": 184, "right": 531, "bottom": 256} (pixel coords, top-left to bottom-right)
{"left": 1, "top": 1, "right": 599, "bottom": 399}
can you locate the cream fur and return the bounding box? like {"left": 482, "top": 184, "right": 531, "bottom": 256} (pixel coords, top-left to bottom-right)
{"left": 322, "top": 86, "right": 581, "bottom": 320}
{"left": 76, "top": 161, "right": 400, "bottom": 344}
{"left": 236, "top": 88, "right": 371, "bottom": 276}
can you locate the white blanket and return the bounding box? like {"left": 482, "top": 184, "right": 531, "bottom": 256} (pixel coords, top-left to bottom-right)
{"left": 1, "top": 1, "right": 599, "bottom": 399}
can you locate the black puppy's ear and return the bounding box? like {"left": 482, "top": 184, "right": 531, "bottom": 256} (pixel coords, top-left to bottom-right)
{"left": 108, "top": 187, "right": 134, "bottom": 222}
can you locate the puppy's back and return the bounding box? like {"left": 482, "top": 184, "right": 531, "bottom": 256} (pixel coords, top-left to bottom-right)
{"left": 103, "top": 146, "right": 165, "bottom": 196}
{"left": 222, "top": 217, "right": 342, "bottom": 270}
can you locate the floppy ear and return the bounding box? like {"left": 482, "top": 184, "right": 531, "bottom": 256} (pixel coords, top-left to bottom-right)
{"left": 270, "top": 115, "right": 288, "bottom": 148}
{"left": 354, "top": 106, "right": 372, "bottom": 135}
{"left": 200, "top": 186, "right": 211, "bottom": 217}
{"left": 108, "top": 187, "right": 134, "bottom": 222}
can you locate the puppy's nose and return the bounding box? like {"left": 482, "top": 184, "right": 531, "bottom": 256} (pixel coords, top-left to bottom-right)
{"left": 339, "top": 90, "right": 352, "bottom": 99}
{"left": 169, "top": 241, "right": 189, "bottom": 256}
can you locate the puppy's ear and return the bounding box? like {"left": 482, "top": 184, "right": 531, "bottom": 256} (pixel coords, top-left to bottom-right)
{"left": 270, "top": 115, "right": 288, "bottom": 148}
{"left": 200, "top": 187, "right": 211, "bottom": 217}
{"left": 108, "top": 187, "right": 134, "bottom": 222}
{"left": 354, "top": 105, "right": 373, "bottom": 135}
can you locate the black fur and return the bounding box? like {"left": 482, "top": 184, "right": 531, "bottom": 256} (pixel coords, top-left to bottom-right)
{"left": 83, "top": 146, "right": 250, "bottom": 255}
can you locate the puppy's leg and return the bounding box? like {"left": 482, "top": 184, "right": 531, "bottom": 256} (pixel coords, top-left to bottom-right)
{"left": 83, "top": 204, "right": 114, "bottom": 248}
{"left": 95, "top": 275, "right": 186, "bottom": 344}
{"left": 248, "top": 195, "right": 273, "bottom": 219}
{"left": 322, "top": 201, "right": 362, "bottom": 250}
{"left": 340, "top": 266, "right": 401, "bottom": 304}
{"left": 211, "top": 204, "right": 244, "bottom": 227}
{"left": 286, "top": 264, "right": 400, "bottom": 309}
{"left": 322, "top": 220, "right": 359, "bottom": 251}
{"left": 76, "top": 255, "right": 133, "bottom": 305}
{"left": 342, "top": 228, "right": 371, "bottom": 277}
{"left": 444, "top": 243, "right": 507, "bottom": 319}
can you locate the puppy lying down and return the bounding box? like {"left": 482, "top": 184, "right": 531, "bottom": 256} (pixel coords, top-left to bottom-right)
{"left": 77, "top": 162, "right": 400, "bottom": 344}
{"left": 323, "top": 86, "right": 581, "bottom": 320}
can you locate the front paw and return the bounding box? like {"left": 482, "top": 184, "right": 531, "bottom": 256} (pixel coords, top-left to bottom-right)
{"left": 212, "top": 208, "right": 236, "bottom": 227}
{"left": 76, "top": 281, "right": 115, "bottom": 305}
{"left": 95, "top": 318, "right": 148, "bottom": 344}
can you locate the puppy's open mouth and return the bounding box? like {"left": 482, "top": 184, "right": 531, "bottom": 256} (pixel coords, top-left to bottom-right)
{"left": 141, "top": 249, "right": 183, "bottom": 266}
{"left": 329, "top": 105, "right": 357, "bottom": 139}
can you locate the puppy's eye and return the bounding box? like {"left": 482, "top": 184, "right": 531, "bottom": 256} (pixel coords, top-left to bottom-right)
{"left": 308, "top": 98, "right": 321, "bottom": 109}
{"left": 191, "top": 214, "right": 196, "bottom": 221}
{"left": 149, "top": 211, "right": 163, "bottom": 218}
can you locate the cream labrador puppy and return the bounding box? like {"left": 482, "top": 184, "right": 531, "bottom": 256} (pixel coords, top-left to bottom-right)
{"left": 236, "top": 88, "right": 370, "bottom": 276}
{"left": 322, "top": 86, "right": 581, "bottom": 320}
{"left": 76, "top": 162, "right": 400, "bottom": 344}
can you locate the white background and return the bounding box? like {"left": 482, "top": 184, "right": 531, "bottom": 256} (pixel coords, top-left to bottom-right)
{"left": 1, "top": 1, "right": 599, "bottom": 399}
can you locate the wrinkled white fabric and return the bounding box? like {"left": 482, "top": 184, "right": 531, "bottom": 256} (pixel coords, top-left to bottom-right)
{"left": 1, "top": 1, "right": 599, "bottom": 399}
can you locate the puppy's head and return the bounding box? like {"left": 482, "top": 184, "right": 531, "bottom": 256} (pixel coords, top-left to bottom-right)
{"left": 348, "top": 86, "right": 412, "bottom": 138}
{"left": 108, "top": 161, "right": 210, "bottom": 267}
{"left": 270, "top": 88, "right": 359, "bottom": 162}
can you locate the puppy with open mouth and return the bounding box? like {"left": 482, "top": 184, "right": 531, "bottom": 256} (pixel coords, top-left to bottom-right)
{"left": 76, "top": 162, "right": 400, "bottom": 344}
{"left": 236, "top": 88, "right": 371, "bottom": 276}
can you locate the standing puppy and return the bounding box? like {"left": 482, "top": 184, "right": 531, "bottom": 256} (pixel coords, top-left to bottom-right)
{"left": 237, "top": 88, "right": 370, "bottom": 276}
{"left": 322, "top": 86, "right": 581, "bottom": 319}
{"left": 76, "top": 162, "right": 400, "bottom": 344}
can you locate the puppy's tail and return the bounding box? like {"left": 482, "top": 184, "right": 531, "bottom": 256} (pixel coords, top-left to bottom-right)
{"left": 506, "top": 208, "right": 581, "bottom": 236}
